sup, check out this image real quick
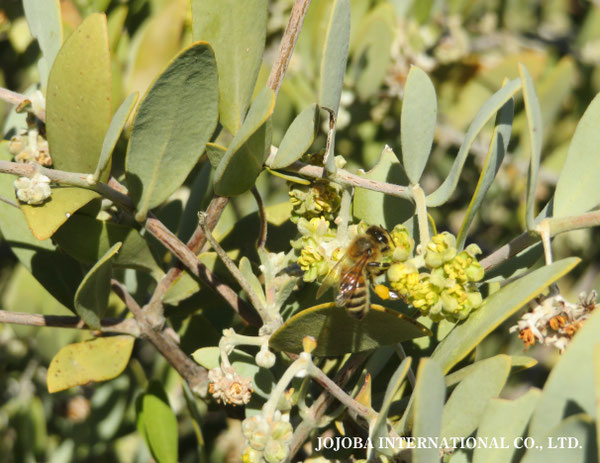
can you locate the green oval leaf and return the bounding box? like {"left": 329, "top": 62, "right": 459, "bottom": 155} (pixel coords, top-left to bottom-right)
{"left": 431, "top": 257, "right": 580, "bottom": 373}
{"left": 319, "top": 0, "right": 350, "bottom": 117}
{"left": 401, "top": 66, "right": 437, "bottom": 184}
{"left": 74, "top": 242, "right": 122, "bottom": 329}
{"left": 138, "top": 381, "right": 178, "bottom": 463}
{"left": 457, "top": 89, "right": 514, "bottom": 250}
{"left": 353, "top": 146, "right": 415, "bottom": 229}
{"left": 23, "top": 0, "right": 62, "bottom": 89}
{"left": 268, "top": 103, "right": 319, "bottom": 169}
{"left": 553, "top": 92, "right": 600, "bottom": 219}
{"left": 239, "top": 256, "right": 266, "bottom": 307}
{"left": 214, "top": 87, "right": 275, "bottom": 196}
{"left": 54, "top": 214, "right": 162, "bottom": 275}
{"left": 269, "top": 303, "right": 431, "bottom": 356}
{"left": 192, "top": 347, "right": 275, "bottom": 399}
{"left": 528, "top": 307, "right": 600, "bottom": 440}
{"left": 426, "top": 78, "right": 522, "bottom": 207}
{"left": 191, "top": 0, "right": 267, "bottom": 134}
{"left": 47, "top": 335, "right": 134, "bottom": 393}
{"left": 473, "top": 388, "right": 541, "bottom": 463}
{"left": 94, "top": 92, "right": 138, "bottom": 182}
{"left": 519, "top": 64, "right": 543, "bottom": 230}
{"left": 413, "top": 358, "right": 446, "bottom": 463}
{"left": 441, "top": 355, "right": 511, "bottom": 440}
{"left": 126, "top": 42, "right": 218, "bottom": 221}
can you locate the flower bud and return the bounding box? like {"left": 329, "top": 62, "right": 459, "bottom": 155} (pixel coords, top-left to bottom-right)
{"left": 255, "top": 345, "right": 276, "bottom": 369}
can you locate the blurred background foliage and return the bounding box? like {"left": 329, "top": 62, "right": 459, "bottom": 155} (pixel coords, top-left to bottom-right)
{"left": 1, "top": 0, "right": 600, "bottom": 461}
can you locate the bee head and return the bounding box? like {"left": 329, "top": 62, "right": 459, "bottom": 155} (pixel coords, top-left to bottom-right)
{"left": 366, "top": 226, "right": 389, "bottom": 246}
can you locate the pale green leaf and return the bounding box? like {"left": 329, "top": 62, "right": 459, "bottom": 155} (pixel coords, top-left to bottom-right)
{"left": 426, "top": 78, "right": 521, "bottom": 207}
{"left": 47, "top": 336, "right": 134, "bottom": 393}
{"left": 23, "top": 0, "right": 62, "bottom": 88}
{"left": 440, "top": 355, "right": 511, "bottom": 440}
{"left": 239, "top": 257, "right": 266, "bottom": 307}
{"left": 413, "top": 358, "right": 446, "bottom": 463}
{"left": 74, "top": 242, "right": 122, "bottom": 329}
{"left": 94, "top": 92, "right": 138, "bottom": 182}
{"left": 214, "top": 88, "right": 275, "bottom": 196}
{"left": 139, "top": 381, "right": 178, "bottom": 463}
{"left": 553, "top": 92, "right": 600, "bottom": 218}
{"left": 401, "top": 66, "right": 437, "bottom": 184}
{"left": 192, "top": 0, "right": 267, "bottom": 134}
{"left": 446, "top": 355, "right": 537, "bottom": 388}
{"left": 369, "top": 357, "right": 412, "bottom": 458}
{"left": 268, "top": 103, "right": 319, "bottom": 169}
{"left": 457, "top": 90, "right": 513, "bottom": 250}
{"left": 353, "top": 146, "right": 414, "bottom": 228}
{"left": 528, "top": 308, "right": 600, "bottom": 439}
{"left": 523, "top": 414, "right": 598, "bottom": 462}
{"left": 126, "top": 42, "right": 218, "bottom": 221}
{"left": 473, "top": 388, "right": 541, "bottom": 463}
{"left": 319, "top": 0, "right": 350, "bottom": 116}
{"left": 431, "top": 258, "right": 579, "bottom": 373}
{"left": 519, "top": 64, "right": 543, "bottom": 231}
{"left": 269, "top": 303, "right": 430, "bottom": 356}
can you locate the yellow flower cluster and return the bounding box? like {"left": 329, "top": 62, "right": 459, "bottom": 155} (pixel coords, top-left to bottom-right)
{"left": 388, "top": 232, "right": 485, "bottom": 322}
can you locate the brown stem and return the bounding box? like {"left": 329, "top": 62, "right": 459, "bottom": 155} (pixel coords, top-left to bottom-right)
{"left": 144, "top": 214, "right": 262, "bottom": 327}
{"left": 145, "top": 196, "right": 230, "bottom": 320}
{"left": 0, "top": 309, "right": 140, "bottom": 336}
{"left": 267, "top": 0, "right": 312, "bottom": 95}
{"left": 282, "top": 160, "right": 412, "bottom": 200}
{"left": 111, "top": 279, "right": 209, "bottom": 393}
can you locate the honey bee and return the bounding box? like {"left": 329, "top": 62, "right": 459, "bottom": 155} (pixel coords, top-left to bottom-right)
{"left": 316, "top": 226, "right": 395, "bottom": 320}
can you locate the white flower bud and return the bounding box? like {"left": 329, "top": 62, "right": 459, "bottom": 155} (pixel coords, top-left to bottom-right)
{"left": 14, "top": 173, "right": 51, "bottom": 205}
{"left": 255, "top": 345, "right": 276, "bottom": 369}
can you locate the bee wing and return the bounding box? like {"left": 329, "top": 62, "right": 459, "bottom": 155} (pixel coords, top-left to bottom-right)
{"left": 336, "top": 255, "right": 369, "bottom": 306}
{"left": 316, "top": 254, "right": 345, "bottom": 299}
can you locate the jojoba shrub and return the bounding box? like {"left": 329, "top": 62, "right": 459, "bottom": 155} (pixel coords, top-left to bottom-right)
{"left": 0, "top": 1, "right": 599, "bottom": 462}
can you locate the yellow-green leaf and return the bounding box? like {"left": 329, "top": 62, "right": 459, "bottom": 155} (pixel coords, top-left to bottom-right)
{"left": 47, "top": 335, "right": 134, "bottom": 393}
{"left": 269, "top": 303, "right": 431, "bottom": 356}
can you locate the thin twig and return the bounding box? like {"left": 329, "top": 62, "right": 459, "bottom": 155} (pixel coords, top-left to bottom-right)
{"left": 143, "top": 214, "right": 262, "bottom": 326}
{"left": 282, "top": 160, "right": 413, "bottom": 200}
{"left": 111, "top": 279, "right": 209, "bottom": 394}
{"left": 251, "top": 187, "right": 267, "bottom": 250}
{"left": 266, "top": 0, "right": 312, "bottom": 95}
{"left": 145, "top": 196, "right": 230, "bottom": 321}
{"left": 198, "top": 211, "right": 269, "bottom": 323}
{"left": 0, "top": 86, "right": 46, "bottom": 121}
{"left": 0, "top": 309, "right": 140, "bottom": 336}
{"left": 0, "top": 160, "right": 134, "bottom": 209}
